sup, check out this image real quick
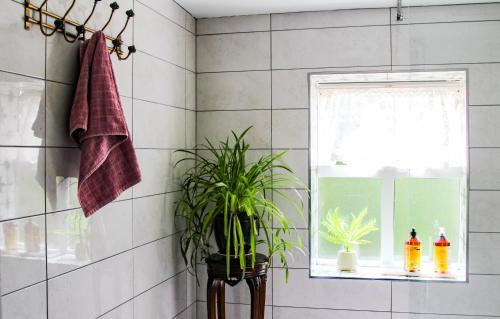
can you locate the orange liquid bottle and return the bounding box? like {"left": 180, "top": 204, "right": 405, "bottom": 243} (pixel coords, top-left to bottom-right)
{"left": 434, "top": 227, "right": 450, "bottom": 274}
{"left": 405, "top": 228, "right": 421, "bottom": 272}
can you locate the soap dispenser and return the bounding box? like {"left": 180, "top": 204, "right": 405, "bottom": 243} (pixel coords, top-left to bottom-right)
{"left": 405, "top": 227, "right": 421, "bottom": 272}
{"left": 434, "top": 227, "right": 450, "bottom": 274}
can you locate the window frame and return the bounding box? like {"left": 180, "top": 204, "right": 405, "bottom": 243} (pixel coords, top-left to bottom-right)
{"left": 307, "top": 70, "right": 470, "bottom": 282}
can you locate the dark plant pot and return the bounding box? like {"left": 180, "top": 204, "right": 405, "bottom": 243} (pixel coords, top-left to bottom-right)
{"left": 214, "top": 214, "right": 259, "bottom": 255}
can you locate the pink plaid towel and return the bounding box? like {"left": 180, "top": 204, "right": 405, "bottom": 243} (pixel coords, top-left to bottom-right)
{"left": 70, "top": 31, "right": 141, "bottom": 217}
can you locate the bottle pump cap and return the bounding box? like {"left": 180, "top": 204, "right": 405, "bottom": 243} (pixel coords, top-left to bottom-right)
{"left": 439, "top": 227, "right": 445, "bottom": 236}
{"left": 411, "top": 227, "right": 417, "bottom": 238}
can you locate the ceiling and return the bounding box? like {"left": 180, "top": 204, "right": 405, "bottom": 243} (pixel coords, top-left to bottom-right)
{"left": 177, "top": 0, "right": 499, "bottom": 18}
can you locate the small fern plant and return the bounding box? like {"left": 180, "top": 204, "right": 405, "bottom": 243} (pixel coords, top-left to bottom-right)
{"left": 320, "top": 208, "right": 378, "bottom": 252}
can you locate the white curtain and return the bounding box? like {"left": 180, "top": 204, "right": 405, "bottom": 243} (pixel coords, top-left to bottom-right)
{"left": 315, "top": 85, "right": 466, "bottom": 173}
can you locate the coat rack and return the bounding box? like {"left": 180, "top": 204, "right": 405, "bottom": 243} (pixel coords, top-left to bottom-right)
{"left": 24, "top": 0, "right": 136, "bottom": 60}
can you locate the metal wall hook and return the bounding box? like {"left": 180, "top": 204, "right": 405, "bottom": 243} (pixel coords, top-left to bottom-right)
{"left": 23, "top": 0, "right": 136, "bottom": 61}
{"left": 114, "top": 45, "right": 136, "bottom": 61}
{"left": 115, "top": 9, "right": 134, "bottom": 40}
{"left": 35, "top": 0, "right": 57, "bottom": 36}
{"left": 57, "top": 0, "right": 78, "bottom": 42}
{"left": 101, "top": 2, "right": 119, "bottom": 32}
{"left": 75, "top": 0, "right": 101, "bottom": 41}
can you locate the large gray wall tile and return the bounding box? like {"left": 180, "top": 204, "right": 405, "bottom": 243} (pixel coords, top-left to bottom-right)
{"left": 133, "top": 272, "right": 188, "bottom": 319}
{"left": 197, "top": 110, "right": 271, "bottom": 148}
{"left": 470, "top": 148, "right": 500, "bottom": 190}
{"left": 274, "top": 306, "right": 391, "bottom": 319}
{"left": 272, "top": 109, "right": 308, "bottom": 148}
{"left": 1, "top": 215, "right": 46, "bottom": 294}
{"left": 272, "top": 8, "right": 389, "bottom": 30}
{"left": 47, "top": 200, "right": 133, "bottom": 278}
{"left": 134, "top": 52, "right": 186, "bottom": 107}
{"left": 469, "top": 233, "right": 500, "bottom": 274}
{"left": 391, "top": 3, "right": 500, "bottom": 24}
{"left": 133, "top": 234, "right": 185, "bottom": 294}
{"left": 197, "top": 33, "right": 271, "bottom": 72}
{"left": 0, "top": 1, "right": 45, "bottom": 78}
{"left": 133, "top": 100, "right": 186, "bottom": 149}
{"left": 469, "top": 106, "right": 500, "bottom": 147}
{"left": 273, "top": 268, "right": 391, "bottom": 310}
{"left": 392, "top": 22, "right": 500, "bottom": 65}
{"left": 197, "top": 71, "right": 271, "bottom": 110}
{"left": 272, "top": 26, "right": 391, "bottom": 69}
{"left": 392, "top": 275, "right": 500, "bottom": 316}
{"left": 469, "top": 191, "right": 500, "bottom": 232}
{"left": 48, "top": 252, "right": 134, "bottom": 319}
{"left": 135, "top": 3, "right": 186, "bottom": 67}
{"left": 0, "top": 72, "right": 45, "bottom": 146}
{"left": 198, "top": 14, "right": 270, "bottom": 34}
{"left": 1, "top": 282, "right": 47, "bottom": 319}
{"left": 0, "top": 147, "right": 45, "bottom": 220}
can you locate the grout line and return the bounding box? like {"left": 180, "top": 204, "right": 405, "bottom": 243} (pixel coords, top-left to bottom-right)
{"left": 390, "top": 280, "right": 393, "bottom": 318}
{"left": 43, "top": 15, "right": 50, "bottom": 318}
{"left": 197, "top": 61, "right": 500, "bottom": 74}
{"left": 131, "top": 3, "right": 136, "bottom": 316}
{"left": 197, "top": 107, "right": 271, "bottom": 112}
{"left": 270, "top": 13, "right": 275, "bottom": 317}
{"left": 1, "top": 279, "right": 48, "bottom": 298}
{"left": 136, "top": 49, "right": 195, "bottom": 73}
{"left": 195, "top": 18, "right": 500, "bottom": 36}
{"left": 389, "top": 7, "right": 393, "bottom": 72}
{"left": 40, "top": 230, "right": 185, "bottom": 283}
{"left": 95, "top": 269, "right": 188, "bottom": 318}
{"left": 132, "top": 96, "right": 193, "bottom": 111}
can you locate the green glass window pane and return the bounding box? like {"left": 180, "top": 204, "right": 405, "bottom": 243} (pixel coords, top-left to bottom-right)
{"left": 394, "top": 178, "right": 461, "bottom": 262}
{"left": 318, "top": 177, "right": 381, "bottom": 259}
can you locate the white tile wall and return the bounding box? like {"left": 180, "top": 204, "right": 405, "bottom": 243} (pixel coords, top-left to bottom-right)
{"left": 469, "top": 191, "right": 500, "bottom": 232}
{"left": 48, "top": 251, "right": 134, "bottom": 319}
{"left": 197, "top": 14, "right": 270, "bottom": 35}
{"left": 197, "top": 71, "right": 271, "bottom": 110}
{"left": 0, "top": 0, "right": 45, "bottom": 78}
{"left": 1, "top": 282, "right": 47, "bottom": 319}
{"left": 273, "top": 306, "right": 391, "bottom": 319}
{"left": 1, "top": 0, "right": 196, "bottom": 318}
{"left": 272, "top": 26, "right": 391, "bottom": 69}
{"left": 133, "top": 271, "right": 188, "bottom": 319}
{"left": 195, "top": 4, "right": 500, "bottom": 319}
{"left": 197, "top": 33, "right": 271, "bottom": 72}
{"left": 271, "top": 8, "right": 388, "bottom": 30}
{"left": 273, "top": 268, "right": 391, "bottom": 310}
{"left": 197, "top": 110, "right": 271, "bottom": 148}
{"left": 392, "top": 22, "right": 500, "bottom": 65}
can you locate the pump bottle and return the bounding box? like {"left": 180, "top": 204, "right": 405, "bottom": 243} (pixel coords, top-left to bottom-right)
{"left": 405, "top": 227, "right": 421, "bottom": 272}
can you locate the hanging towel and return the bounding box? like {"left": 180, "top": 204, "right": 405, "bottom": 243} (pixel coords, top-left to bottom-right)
{"left": 69, "top": 31, "right": 141, "bottom": 217}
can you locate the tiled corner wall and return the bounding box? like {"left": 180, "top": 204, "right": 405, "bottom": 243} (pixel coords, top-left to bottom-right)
{"left": 0, "top": 0, "right": 196, "bottom": 318}
{"left": 195, "top": 4, "right": 500, "bottom": 319}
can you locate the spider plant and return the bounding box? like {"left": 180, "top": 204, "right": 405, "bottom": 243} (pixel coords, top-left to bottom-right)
{"left": 320, "top": 208, "right": 378, "bottom": 252}
{"left": 175, "top": 127, "right": 306, "bottom": 282}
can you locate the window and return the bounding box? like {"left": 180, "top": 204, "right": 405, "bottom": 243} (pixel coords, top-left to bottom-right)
{"left": 309, "top": 71, "right": 467, "bottom": 281}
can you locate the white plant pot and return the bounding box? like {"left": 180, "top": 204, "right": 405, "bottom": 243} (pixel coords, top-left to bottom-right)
{"left": 337, "top": 250, "right": 358, "bottom": 272}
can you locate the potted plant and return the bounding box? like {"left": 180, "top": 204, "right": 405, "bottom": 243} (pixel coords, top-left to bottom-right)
{"left": 320, "top": 208, "right": 378, "bottom": 272}
{"left": 175, "top": 127, "right": 306, "bottom": 282}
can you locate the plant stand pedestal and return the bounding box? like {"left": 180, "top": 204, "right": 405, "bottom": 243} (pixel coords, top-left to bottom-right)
{"left": 206, "top": 253, "right": 269, "bottom": 319}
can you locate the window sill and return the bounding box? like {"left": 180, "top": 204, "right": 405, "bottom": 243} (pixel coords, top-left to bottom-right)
{"left": 310, "top": 264, "right": 466, "bottom": 282}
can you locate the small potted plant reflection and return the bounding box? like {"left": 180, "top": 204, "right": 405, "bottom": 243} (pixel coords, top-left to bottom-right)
{"left": 320, "top": 208, "right": 378, "bottom": 272}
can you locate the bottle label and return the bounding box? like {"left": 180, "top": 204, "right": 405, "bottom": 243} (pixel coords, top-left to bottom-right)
{"left": 405, "top": 244, "right": 421, "bottom": 272}
{"left": 434, "top": 246, "right": 449, "bottom": 273}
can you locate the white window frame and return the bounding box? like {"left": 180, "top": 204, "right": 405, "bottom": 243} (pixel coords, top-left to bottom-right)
{"left": 308, "top": 70, "right": 468, "bottom": 281}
